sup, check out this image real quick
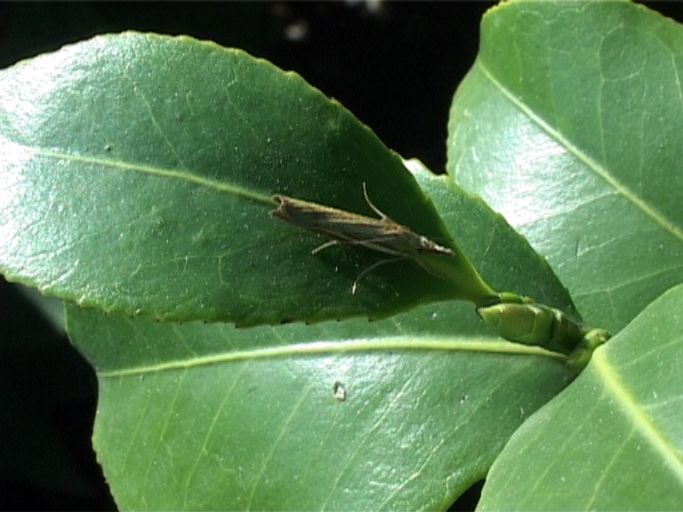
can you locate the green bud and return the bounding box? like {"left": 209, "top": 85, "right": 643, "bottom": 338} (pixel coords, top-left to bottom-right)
{"left": 477, "top": 291, "right": 534, "bottom": 308}
{"left": 477, "top": 302, "right": 584, "bottom": 354}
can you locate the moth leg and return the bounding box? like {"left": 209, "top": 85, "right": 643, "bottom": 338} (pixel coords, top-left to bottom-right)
{"left": 362, "top": 182, "right": 391, "bottom": 221}
{"left": 351, "top": 256, "right": 406, "bottom": 295}
{"left": 313, "top": 235, "right": 401, "bottom": 256}
{"left": 311, "top": 239, "right": 340, "bottom": 254}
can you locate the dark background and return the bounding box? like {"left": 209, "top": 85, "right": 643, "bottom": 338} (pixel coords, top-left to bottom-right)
{"left": 1, "top": 2, "right": 681, "bottom": 510}
{"left": 0, "top": 1, "right": 500, "bottom": 174}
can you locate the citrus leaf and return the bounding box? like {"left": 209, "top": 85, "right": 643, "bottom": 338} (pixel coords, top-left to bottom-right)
{"left": 448, "top": 0, "right": 683, "bottom": 332}
{"left": 67, "top": 166, "right": 577, "bottom": 510}
{"left": 70, "top": 303, "right": 570, "bottom": 511}
{"left": 0, "top": 32, "right": 469, "bottom": 325}
{"left": 477, "top": 283, "right": 683, "bottom": 510}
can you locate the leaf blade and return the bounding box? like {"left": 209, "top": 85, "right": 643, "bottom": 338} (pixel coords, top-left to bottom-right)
{"left": 69, "top": 302, "right": 572, "bottom": 510}
{"left": 0, "top": 32, "right": 462, "bottom": 325}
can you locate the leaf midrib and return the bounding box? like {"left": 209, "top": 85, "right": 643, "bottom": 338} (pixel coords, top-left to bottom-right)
{"left": 4, "top": 138, "right": 272, "bottom": 204}
{"left": 477, "top": 61, "right": 683, "bottom": 243}
{"left": 593, "top": 348, "right": 683, "bottom": 481}
{"left": 98, "top": 337, "right": 565, "bottom": 377}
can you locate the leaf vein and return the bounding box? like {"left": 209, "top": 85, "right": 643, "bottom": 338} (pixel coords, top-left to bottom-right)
{"left": 477, "top": 60, "right": 683, "bottom": 242}
{"left": 6, "top": 138, "right": 272, "bottom": 203}
{"left": 593, "top": 349, "right": 683, "bottom": 482}
{"left": 98, "top": 338, "right": 565, "bottom": 378}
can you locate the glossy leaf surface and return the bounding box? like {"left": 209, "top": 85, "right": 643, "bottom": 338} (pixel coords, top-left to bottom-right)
{"left": 478, "top": 283, "right": 683, "bottom": 510}
{"left": 448, "top": 0, "right": 683, "bottom": 332}
{"left": 67, "top": 166, "right": 577, "bottom": 510}
{"left": 0, "top": 32, "right": 475, "bottom": 326}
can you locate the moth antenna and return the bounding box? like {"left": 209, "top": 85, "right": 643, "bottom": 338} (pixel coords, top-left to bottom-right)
{"left": 362, "top": 182, "right": 390, "bottom": 220}
{"left": 351, "top": 256, "right": 406, "bottom": 295}
{"left": 311, "top": 239, "right": 340, "bottom": 254}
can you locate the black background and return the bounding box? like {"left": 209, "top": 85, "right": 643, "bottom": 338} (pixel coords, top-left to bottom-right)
{"left": 1, "top": 2, "right": 681, "bottom": 510}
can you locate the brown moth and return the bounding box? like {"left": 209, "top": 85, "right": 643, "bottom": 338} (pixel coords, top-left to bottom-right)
{"left": 271, "top": 184, "right": 453, "bottom": 293}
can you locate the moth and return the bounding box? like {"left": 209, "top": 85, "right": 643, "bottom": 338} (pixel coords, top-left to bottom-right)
{"left": 271, "top": 183, "right": 454, "bottom": 293}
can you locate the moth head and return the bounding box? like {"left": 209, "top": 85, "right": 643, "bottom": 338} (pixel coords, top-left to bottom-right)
{"left": 417, "top": 236, "right": 454, "bottom": 256}
{"left": 270, "top": 194, "right": 289, "bottom": 220}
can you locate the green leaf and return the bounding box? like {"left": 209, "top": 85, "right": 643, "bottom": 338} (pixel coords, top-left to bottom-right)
{"left": 70, "top": 305, "right": 570, "bottom": 510}
{"left": 67, "top": 166, "right": 577, "bottom": 510}
{"left": 477, "top": 283, "right": 683, "bottom": 510}
{"left": 447, "top": 0, "right": 683, "bottom": 332}
{"left": 0, "top": 32, "right": 472, "bottom": 325}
